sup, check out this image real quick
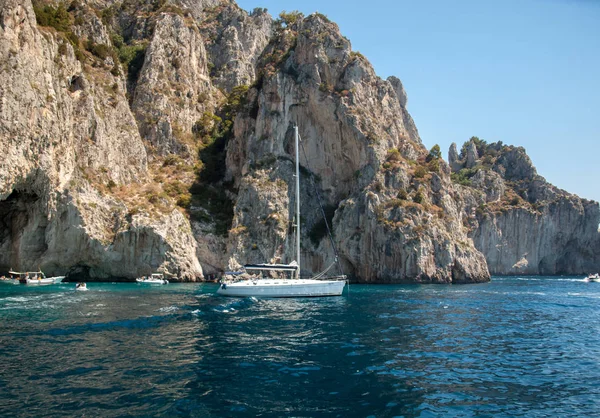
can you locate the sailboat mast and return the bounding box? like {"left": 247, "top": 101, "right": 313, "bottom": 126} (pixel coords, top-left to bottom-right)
{"left": 294, "top": 125, "right": 301, "bottom": 280}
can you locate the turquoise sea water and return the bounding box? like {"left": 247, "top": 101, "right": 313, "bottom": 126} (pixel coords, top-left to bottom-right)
{"left": 0, "top": 277, "right": 599, "bottom": 417}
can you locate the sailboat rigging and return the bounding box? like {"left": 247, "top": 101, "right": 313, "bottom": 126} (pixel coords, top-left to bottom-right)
{"left": 217, "top": 125, "right": 347, "bottom": 297}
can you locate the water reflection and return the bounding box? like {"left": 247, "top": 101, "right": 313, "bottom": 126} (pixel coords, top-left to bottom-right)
{"left": 0, "top": 279, "right": 599, "bottom": 417}
{"left": 0, "top": 284, "right": 207, "bottom": 417}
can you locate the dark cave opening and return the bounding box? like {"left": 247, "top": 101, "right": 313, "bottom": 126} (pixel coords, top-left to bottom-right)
{"left": 0, "top": 190, "right": 47, "bottom": 272}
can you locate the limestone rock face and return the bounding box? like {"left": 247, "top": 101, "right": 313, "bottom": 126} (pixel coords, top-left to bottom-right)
{"left": 448, "top": 143, "right": 462, "bottom": 173}
{"left": 0, "top": 0, "right": 202, "bottom": 280}
{"left": 451, "top": 138, "right": 600, "bottom": 275}
{"left": 472, "top": 200, "right": 600, "bottom": 275}
{"left": 175, "top": 0, "right": 223, "bottom": 19}
{"left": 192, "top": 221, "right": 226, "bottom": 276}
{"left": 3, "top": 0, "right": 593, "bottom": 283}
{"left": 132, "top": 11, "right": 214, "bottom": 157}
{"left": 470, "top": 170, "right": 505, "bottom": 203}
{"left": 226, "top": 166, "right": 292, "bottom": 270}
{"left": 199, "top": 4, "right": 272, "bottom": 91}
{"left": 387, "top": 76, "right": 407, "bottom": 108}
{"left": 465, "top": 141, "right": 479, "bottom": 169}
{"left": 224, "top": 14, "right": 490, "bottom": 283}
{"left": 70, "top": 3, "right": 111, "bottom": 46}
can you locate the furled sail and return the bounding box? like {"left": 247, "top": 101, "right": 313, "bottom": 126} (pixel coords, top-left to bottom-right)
{"left": 244, "top": 261, "right": 299, "bottom": 272}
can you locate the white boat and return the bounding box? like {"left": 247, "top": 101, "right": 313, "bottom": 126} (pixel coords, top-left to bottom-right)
{"left": 75, "top": 282, "right": 88, "bottom": 291}
{"left": 9, "top": 270, "right": 64, "bottom": 285}
{"left": 218, "top": 126, "right": 347, "bottom": 298}
{"left": 136, "top": 273, "right": 169, "bottom": 284}
{"left": 218, "top": 276, "right": 346, "bottom": 297}
{"left": 585, "top": 273, "right": 600, "bottom": 282}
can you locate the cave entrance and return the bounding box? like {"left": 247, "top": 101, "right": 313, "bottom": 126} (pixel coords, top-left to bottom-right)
{"left": 0, "top": 190, "right": 47, "bottom": 272}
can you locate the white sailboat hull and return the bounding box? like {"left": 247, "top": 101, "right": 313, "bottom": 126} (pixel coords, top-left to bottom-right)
{"left": 217, "top": 278, "right": 346, "bottom": 298}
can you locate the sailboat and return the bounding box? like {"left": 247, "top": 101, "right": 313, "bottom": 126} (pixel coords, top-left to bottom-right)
{"left": 217, "top": 126, "right": 347, "bottom": 297}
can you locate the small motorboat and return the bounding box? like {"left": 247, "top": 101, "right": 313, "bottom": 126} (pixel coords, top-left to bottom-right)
{"left": 75, "top": 282, "right": 88, "bottom": 291}
{"left": 585, "top": 273, "right": 600, "bottom": 282}
{"left": 10, "top": 270, "right": 64, "bottom": 285}
{"left": 135, "top": 273, "right": 169, "bottom": 284}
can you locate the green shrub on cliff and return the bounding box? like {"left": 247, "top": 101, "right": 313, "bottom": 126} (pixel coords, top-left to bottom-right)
{"left": 413, "top": 190, "right": 424, "bottom": 204}
{"left": 386, "top": 148, "right": 401, "bottom": 162}
{"left": 350, "top": 51, "right": 365, "bottom": 61}
{"left": 426, "top": 144, "right": 442, "bottom": 162}
{"left": 451, "top": 167, "right": 478, "bottom": 186}
{"left": 117, "top": 42, "right": 147, "bottom": 82}
{"left": 278, "top": 10, "right": 304, "bottom": 27}
{"left": 85, "top": 40, "right": 120, "bottom": 67}
{"left": 414, "top": 166, "right": 427, "bottom": 179}
{"left": 188, "top": 86, "right": 251, "bottom": 235}
{"left": 223, "top": 85, "right": 249, "bottom": 119}
{"left": 425, "top": 144, "right": 441, "bottom": 173}
{"left": 33, "top": 2, "right": 71, "bottom": 32}
{"left": 33, "top": 2, "right": 85, "bottom": 61}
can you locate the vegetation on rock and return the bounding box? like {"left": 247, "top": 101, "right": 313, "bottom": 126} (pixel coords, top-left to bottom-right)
{"left": 188, "top": 85, "right": 251, "bottom": 235}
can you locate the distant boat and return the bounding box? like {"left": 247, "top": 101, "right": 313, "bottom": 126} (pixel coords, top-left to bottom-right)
{"left": 217, "top": 126, "right": 347, "bottom": 298}
{"left": 136, "top": 273, "right": 169, "bottom": 284}
{"left": 9, "top": 270, "right": 64, "bottom": 285}
{"left": 585, "top": 273, "right": 600, "bottom": 282}
{"left": 75, "top": 282, "right": 88, "bottom": 291}
{"left": 0, "top": 275, "right": 19, "bottom": 285}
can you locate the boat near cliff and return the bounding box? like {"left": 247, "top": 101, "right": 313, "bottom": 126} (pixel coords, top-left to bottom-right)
{"left": 219, "top": 261, "right": 346, "bottom": 298}
{"left": 8, "top": 271, "right": 64, "bottom": 285}
{"left": 218, "top": 127, "right": 347, "bottom": 298}
{"left": 136, "top": 273, "right": 169, "bottom": 284}
{"left": 585, "top": 273, "right": 600, "bottom": 282}
{"left": 0, "top": 275, "right": 19, "bottom": 285}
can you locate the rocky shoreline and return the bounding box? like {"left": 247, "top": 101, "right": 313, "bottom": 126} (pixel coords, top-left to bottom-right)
{"left": 0, "top": 0, "right": 597, "bottom": 282}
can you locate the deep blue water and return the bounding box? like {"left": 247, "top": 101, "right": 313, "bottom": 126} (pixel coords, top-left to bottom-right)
{"left": 0, "top": 277, "right": 599, "bottom": 417}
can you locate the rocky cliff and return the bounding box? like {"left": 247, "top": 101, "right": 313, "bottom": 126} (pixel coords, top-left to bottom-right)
{"left": 0, "top": 0, "right": 592, "bottom": 282}
{"left": 450, "top": 138, "right": 600, "bottom": 275}
{"left": 224, "top": 13, "right": 489, "bottom": 283}
{"left": 0, "top": 0, "right": 203, "bottom": 280}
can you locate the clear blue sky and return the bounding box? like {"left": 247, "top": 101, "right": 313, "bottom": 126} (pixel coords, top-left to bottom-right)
{"left": 236, "top": 0, "right": 600, "bottom": 203}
